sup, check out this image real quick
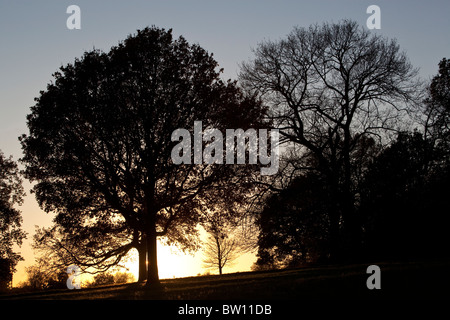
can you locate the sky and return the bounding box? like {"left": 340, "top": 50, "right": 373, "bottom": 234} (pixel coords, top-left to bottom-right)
{"left": 1, "top": 0, "right": 449, "bottom": 286}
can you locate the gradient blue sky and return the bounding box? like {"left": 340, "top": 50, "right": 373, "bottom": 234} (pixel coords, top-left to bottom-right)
{"left": 1, "top": 0, "right": 449, "bottom": 285}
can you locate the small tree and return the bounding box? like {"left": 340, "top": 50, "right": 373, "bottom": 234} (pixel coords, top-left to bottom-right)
{"left": 113, "top": 271, "right": 135, "bottom": 284}
{"left": 202, "top": 230, "right": 238, "bottom": 275}
{"left": 88, "top": 273, "right": 115, "bottom": 287}
{"left": 86, "top": 271, "right": 135, "bottom": 288}
{"left": 201, "top": 188, "right": 258, "bottom": 276}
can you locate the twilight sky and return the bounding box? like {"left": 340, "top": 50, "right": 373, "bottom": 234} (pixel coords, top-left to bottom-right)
{"left": 1, "top": 0, "right": 449, "bottom": 285}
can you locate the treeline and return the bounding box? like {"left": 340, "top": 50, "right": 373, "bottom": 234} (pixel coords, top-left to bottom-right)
{"left": 15, "top": 267, "right": 135, "bottom": 291}
{"left": 253, "top": 57, "right": 450, "bottom": 269}
{"left": 255, "top": 131, "right": 450, "bottom": 268}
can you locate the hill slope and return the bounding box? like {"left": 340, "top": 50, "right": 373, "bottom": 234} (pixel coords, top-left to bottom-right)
{"left": 2, "top": 261, "right": 450, "bottom": 300}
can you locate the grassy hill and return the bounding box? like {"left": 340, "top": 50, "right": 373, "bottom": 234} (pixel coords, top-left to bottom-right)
{"left": 2, "top": 261, "right": 450, "bottom": 300}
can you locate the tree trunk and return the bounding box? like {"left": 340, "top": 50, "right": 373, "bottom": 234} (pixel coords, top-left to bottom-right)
{"left": 143, "top": 184, "right": 160, "bottom": 287}
{"left": 216, "top": 236, "right": 222, "bottom": 275}
{"left": 138, "top": 239, "right": 147, "bottom": 282}
{"left": 342, "top": 125, "right": 359, "bottom": 259}
{"left": 323, "top": 153, "right": 341, "bottom": 262}
{"left": 328, "top": 206, "right": 341, "bottom": 262}
{"left": 327, "top": 177, "right": 341, "bottom": 262}
{"left": 145, "top": 225, "right": 160, "bottom": 287}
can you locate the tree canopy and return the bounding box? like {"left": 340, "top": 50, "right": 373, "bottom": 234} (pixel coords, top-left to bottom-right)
{"left": 252, "top": 47, "right": 450, "bottom": 268}
{"left": 0, "top": 151, "right": 26, "bottom": 272}
{"left": 0, "top": 151, "right": 26, "bottom": 291}
{"left": 21, "top": 26, "right": 266, "bottom": 285}
{"left": 240, "top": 19, "right": 421, "bottom": 260}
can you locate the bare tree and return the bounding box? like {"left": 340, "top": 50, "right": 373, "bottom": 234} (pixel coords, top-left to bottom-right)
{"left": 202, "top": 230, "right": 239, "bottom": 275}
{"left": 240, "top": 20, "right": 421, "bottom": 259}
{"left": 200, "top": 183, "right": 261, "bottom": 275}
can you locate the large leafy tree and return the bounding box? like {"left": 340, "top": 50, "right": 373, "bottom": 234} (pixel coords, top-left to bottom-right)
{"left": 20, "top": 27, "right": 266, "bottom": 285}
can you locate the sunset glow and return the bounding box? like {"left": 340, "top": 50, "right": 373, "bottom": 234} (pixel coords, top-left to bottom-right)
{"left": 2, "top": 1, "right": 449, "bottom": 303}
{"left": 124, "top": 238, "right": 256, "bottom": 281}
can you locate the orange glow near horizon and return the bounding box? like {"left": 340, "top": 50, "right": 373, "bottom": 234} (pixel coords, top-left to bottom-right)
{"left": 11, "top": 195, "right": 256, "bottom": 287}
{"left": 13, "top": 240, "right": 255, "bottom": 287}
{"left": 123, "top": 242, "right": 204, "bottom": 281}
{"left": 125, "top": 240, "right": 256, "bottom": 281}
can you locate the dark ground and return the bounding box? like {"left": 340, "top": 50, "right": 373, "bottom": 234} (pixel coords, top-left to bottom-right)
{"left": 2, "top": 260, "right": 450, "bottom": 300}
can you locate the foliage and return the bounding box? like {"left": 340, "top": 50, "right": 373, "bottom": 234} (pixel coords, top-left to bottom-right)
{"left": 85, "top": 271, "right": 135, "bottom": 288}
{"left": 255, "top": 129, "right": 450, "bottom": 268}
{"left": 21, "top": 26, "right": 266, "bottom": 284}
{"left": 424, "top": 58, "right": 450, "bottom": 143}
{"left": 255, "top": 172, "right": 330, "bottom": 269}
{"left": 20, "top": 262, "right": 67, "bottom": 291}
{"left": 0, "top": 151, "right": 26, "bottom": 277}
{"left": 18, "top": 261, "right": 135, "bottom": 290}
{"left": 240, "top": 19, "right": 421, "bottom": 261}
{"left": 360, "top": 131, "right": 450, "bottom": 260}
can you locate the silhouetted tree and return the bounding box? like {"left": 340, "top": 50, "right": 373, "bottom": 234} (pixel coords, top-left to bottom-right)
{"left": 201, "top": 185, "right": 261, "bottom": 275}
{"left": 360, "top": 132, "right": 426, "bottom": 259}
{"left": 32, "top": 224, "right": 136, "bottom": 278}
{"left": 421, "top": 58, "right": 450, "bottom": 183}
{"left": 88, "top": 272, "right": 115, "bottom": 287}
{"left": 23, "top": 265, "right": 47, "bottom": 291}
{"left": 0, "top": 258, "right": 12, "bottom": 291}
{"left": 202, "top": 230, "right": 238, "bottom": 275}
{"left": 424, "top": 58, "right": 450, "bottom": 144}
{"left": 85, "top": 271, "right": 135, "bottom": 288}
{"left": 360, "top": 131, "right": 450, "bottom": 261}
{"left": 240, "top": 20, "right": 420, "bottom": 260}
{"left": 22, "top": 262, "right": 67, "bottom": 290}
{"left": 254, "top": 171, "right": 330, "bottom": 269}
{"left": 113, "top": 271, "right": 135, "bottom": 284}
{"left": 0, "top": 151, "right": 27, "bottom": 288}
{"left": 356, "top": 59, "right": 450, "bottom": 261}
{"left": 254, "top": 135, "right": 381, "bottom": 268}
{"left": 20, "top": 27, "right": 266, "bottom": 286}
